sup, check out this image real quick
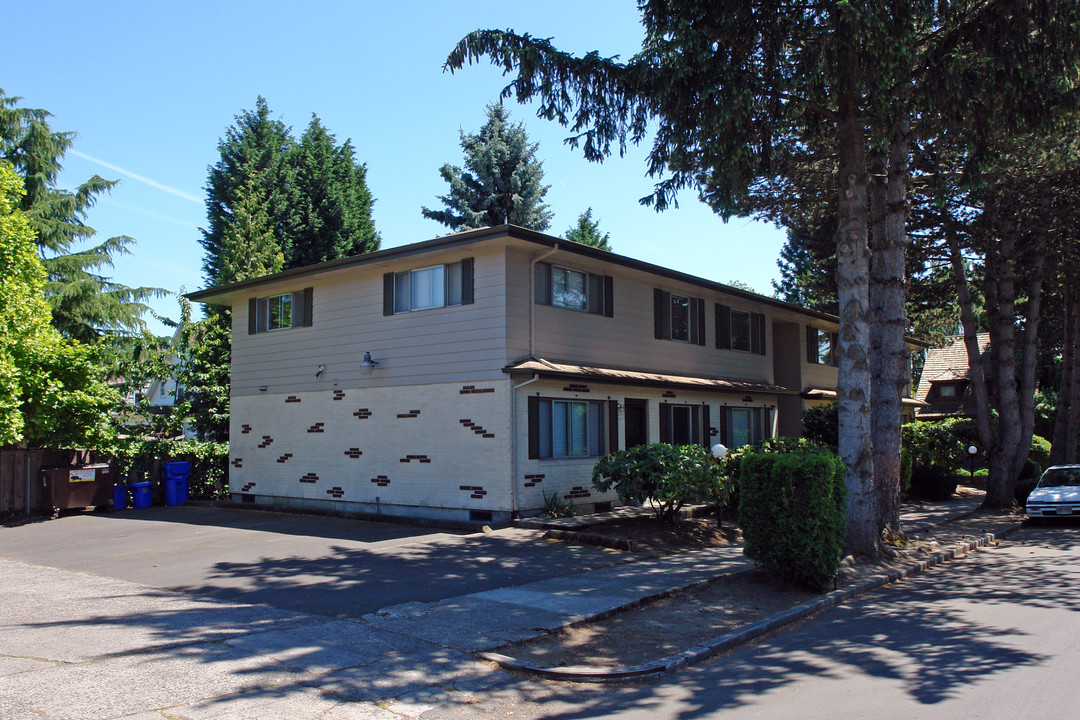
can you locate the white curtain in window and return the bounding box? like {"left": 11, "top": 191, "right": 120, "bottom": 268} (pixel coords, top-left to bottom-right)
{"left": 411, "top": 266, "right": 445, "bottom": 310}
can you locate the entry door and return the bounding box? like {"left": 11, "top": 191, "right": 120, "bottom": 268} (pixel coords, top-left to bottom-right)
{"left": 624, "top": 399, "right": 648, "bottom": 448}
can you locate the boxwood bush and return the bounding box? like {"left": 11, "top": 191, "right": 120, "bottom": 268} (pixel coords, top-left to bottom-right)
{"left": 591, "top": 443, "right": 725, "bottom": 522}
{"left": 738, "top": 447, "right": 846, "bottom": 592}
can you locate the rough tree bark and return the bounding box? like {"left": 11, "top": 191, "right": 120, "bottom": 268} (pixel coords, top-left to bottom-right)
{"left": 870, "top": 123, "right": 911, "bottom": 535}
{"left": 834, "top": 6, "right": 878, "bottom": 559}
{"left": 1050, "top": 283, "right": 1080, "bottom": 465}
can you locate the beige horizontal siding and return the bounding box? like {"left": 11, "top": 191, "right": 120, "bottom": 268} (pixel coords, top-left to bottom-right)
{"left": 231, "top": 245, "right": 510, "bottom": 395}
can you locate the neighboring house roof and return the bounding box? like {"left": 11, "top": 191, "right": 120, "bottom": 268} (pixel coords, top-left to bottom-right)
{"left": 187, "top": 224, "right": 850, "bottom": 327}
{"left": 504, "top": 357, "right": 797, "bottom": 395}
{"left": 914, "top": 333, "right": 992, "bottom": 418}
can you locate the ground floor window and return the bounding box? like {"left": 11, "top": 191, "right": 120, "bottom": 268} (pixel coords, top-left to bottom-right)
{"left": 659, "top": 403, "right": 709, "bottom": 447}
{"left": 529, "top": 398, "right": 607, "bottom": 459}
{"left": 720, "top": 406, "right": 768, "bottom": 448}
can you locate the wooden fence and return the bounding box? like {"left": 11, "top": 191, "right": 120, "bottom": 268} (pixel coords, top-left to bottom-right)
{"left": 0, "top": 449, "right": 95, "bottom": 518}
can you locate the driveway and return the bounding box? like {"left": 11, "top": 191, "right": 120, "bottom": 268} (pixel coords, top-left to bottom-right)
{"left": 0, "top": 505, "right": 627, "bottom": 618}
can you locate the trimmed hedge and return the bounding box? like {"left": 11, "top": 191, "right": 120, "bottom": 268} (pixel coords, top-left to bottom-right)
{"left": 592, "top": 443, "right": 725, "bottom": 522}
{"left": 738, "top": 448, "right": 846, "bottom": 592}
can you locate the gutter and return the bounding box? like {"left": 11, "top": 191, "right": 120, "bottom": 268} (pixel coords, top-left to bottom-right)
{"left": 509, "top": 373, "right": 541, "bottom": 518}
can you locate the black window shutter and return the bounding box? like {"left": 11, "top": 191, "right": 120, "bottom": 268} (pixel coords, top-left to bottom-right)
{"left": 654, "top": 289, "right": 671, "bottom": 339}
{"left": 701, "top": 404, "right": 711, "bottom": 449}
{"left": 719, "top": 407, "right": 730, "bottom": 447}
{"left": 691, "top": 406, "right": 701, "bottom": 445}
{"left": 807, "top": 326, "right": 819, "bottom": 363}
{"left": 603, "top": 276, "right": 614, "bottom": 318}
{"left": 716, "top": 304, "right": 731, "bottom": 349}
{"left": 303, "top": 287, "right": 314, "bottom": 327}
{"left": 461, "top": 258, "right": 475, "bottom": 305}
{"left": 534, "top": 262, "right": 551, "bottom": 304}
{"left": 527, "top": 396, "right": 540, "bottom": 460}
{"left": 383, "top": 273, "right": 395, "bottom": 316}
{"left": 659, "top": 402, "right": 671, "bottom": 443}
{"left": 607, "top": 400, "right": 619, "bottom": 453}
{"left": 753, "top": 312, "right": 766, "bottom": 355}
{"left": 696, "top": 298, "right": 706, "bottom": 346}
{"left": 248, "top": 298, "right": 258, "bottom": 335}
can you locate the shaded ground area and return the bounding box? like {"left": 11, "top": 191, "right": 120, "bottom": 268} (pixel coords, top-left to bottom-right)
{"left": 503, "top": 508, "right": 1023, "bottom": 671}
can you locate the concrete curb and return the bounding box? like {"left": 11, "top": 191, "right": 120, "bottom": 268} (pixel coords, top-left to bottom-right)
{"left": 479, "top": 521, "right": 1023, "bottom": 683}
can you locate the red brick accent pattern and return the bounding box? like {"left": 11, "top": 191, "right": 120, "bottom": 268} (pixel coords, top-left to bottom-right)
{"left": 240, "top": 482, "right": 256, "bottom": 492}
{"left": 276, "top": 453, "right": 294, "bottom": 463}
{"left": 563, "top": 383, "right": 590, "bottom": 393}
{"left": 344, "top": 448, "right": 363, "bottom": 459}
{"left": 300, "top": 472, "right": 319, "bottom": 484}
{"left": 459, "top": 419, "right": 495, "bottom": 438}
{"left": 565, "top": 486, "right": 592, "bottom": 499}
{"left": 399, "top": 454, "right": 432, "bottom": 464}
{"left": 332, "top": 389, "right": 346, "bottom": 401}
{"left": 306, "top": 422, "right": 326, "bottom": 433}
{"left": 662, "top": 391, "right": 677, "bottom": 398}
{"left": 371, "top": 475, "right": 390, "bottom": 487}
{"left": 231, "top": 458, "right": 243, "bottom": 468}
{"left": 460, "top": 385, "right": 496, "bottom": 395}
{"left": 286, "top": 396, "right": 302, "bottom": 403}
{"left": 258, "top": 436, "right": 273, "bottom": 448}
{"left": 326, "top": 486, "right": 345, "bottom": 499}
{"left": 240, "top": 424, "right": 252, "bottom": 434}
{"left": 353, "top": 408, "right": 372, "bottom": 420}
{"left": 460, "top": 485, "right": 487, "bottom": 499}
{"left": 523, "top": 473, "right": 545, "bottom": 488}
{"left": 396, "top": 410, "right": 421, "bottom": 419}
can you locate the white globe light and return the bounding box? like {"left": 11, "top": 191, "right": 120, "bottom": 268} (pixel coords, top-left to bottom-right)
{"left": 968, "top": 445, "right": 978, "bottom": 455}
{"left": 711, "top": 443, "right": 728, "bottom": 459}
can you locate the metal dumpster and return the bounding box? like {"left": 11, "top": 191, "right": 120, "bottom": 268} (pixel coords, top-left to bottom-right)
{"left": 40, "top": 464, "right": 115, "bottom": 516}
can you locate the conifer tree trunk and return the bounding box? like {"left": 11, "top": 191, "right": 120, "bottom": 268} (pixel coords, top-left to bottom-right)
{"left": 834, "top": 7, "right": 878, "bottom": 559}
{"left": 870, "top": 125, "right": 911, "bottom": 534}
{"left": 1050, "top": 283, "right": 1080, "bottom": 465}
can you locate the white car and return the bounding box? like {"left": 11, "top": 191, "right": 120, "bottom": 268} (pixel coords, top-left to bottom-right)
{"left": 1026, "top": 465, "right": 1080, "bottom": 521}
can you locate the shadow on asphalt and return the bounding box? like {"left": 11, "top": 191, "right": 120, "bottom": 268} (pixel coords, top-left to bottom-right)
{"left": 427, "top": 523, "right": 1080, "bottom": 719}
{"left": 79, "top": 504, "right": 460, "bottom": 544}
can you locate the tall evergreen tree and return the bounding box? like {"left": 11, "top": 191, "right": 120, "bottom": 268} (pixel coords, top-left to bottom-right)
{"left": 287, "top": 116, "right": 380, "bottom": 267}
{"left": 422, "top": 103, "right": 552, "bottom": 232}
{"left": 0, "top": 90, "right": 164, "bottom": 342}
{"left": 562, "top": 207, "right": 611, "bottom": 250}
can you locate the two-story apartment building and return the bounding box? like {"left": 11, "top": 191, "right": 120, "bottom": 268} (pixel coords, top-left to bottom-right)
{"left": 189, "top": 225, "right": 908, "bottom": 524}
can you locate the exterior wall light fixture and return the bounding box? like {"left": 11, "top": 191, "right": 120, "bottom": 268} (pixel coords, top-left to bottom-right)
{"left": 360, "top": 352, "right": 379, "bottom": 376}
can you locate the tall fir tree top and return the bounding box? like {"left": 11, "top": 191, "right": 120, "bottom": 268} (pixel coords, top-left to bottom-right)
{"left": 422, "top": 103, "right": 552, "bottom": 232}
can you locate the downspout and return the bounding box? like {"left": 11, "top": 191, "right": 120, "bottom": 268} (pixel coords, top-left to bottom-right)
{"left": 510, "top": 372, "right": 541, "bottom": 519}
{"left": 529, "top": 244, "right": 559, "bottom": 357}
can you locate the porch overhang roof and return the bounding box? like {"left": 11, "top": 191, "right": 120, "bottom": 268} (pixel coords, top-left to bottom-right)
{"left": 502, "top": 358, "right": 797, "bottom": 395}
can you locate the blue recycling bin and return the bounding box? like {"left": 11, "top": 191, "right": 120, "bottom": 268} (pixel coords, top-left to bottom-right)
{"left": 113, "top": 484, "right": 127, "bottom": 510}
{"left": 130, "top": 481, "right": 153, "bottom": 509}
{"left": 162, "top": 461, "right": 191, "bottom": 506}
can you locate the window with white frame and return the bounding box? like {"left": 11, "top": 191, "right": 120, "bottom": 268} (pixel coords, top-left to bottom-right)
{"left": 806, "top": 327, "right": 839, "bottom": 366}
{"left": 659, "top": 402, "right": 707, "bottom": 446}
{"left": 730, "top": 309, "right": 752, "bottom": 351}
{"left": 715, "top": 304, "right": 766, "bottom": 354}
{"left": 248, "top": 288, "right": 313, "bottom": 334}
{"left": 385, "top": 259, "right": 472, "bottom": 315}
{"left": 719, "top": 406, "right": 767, "bottom": 448}
{"left": 529, "top": 397, "right": 607, "bottom": 459}
{"left": 535, "top": 262, "right": 612, "bottom": 316}
{"left": 654, "top": 289, "right": 705, "bottom": 345}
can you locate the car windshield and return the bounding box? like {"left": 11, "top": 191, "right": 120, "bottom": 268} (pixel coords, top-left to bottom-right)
{"left": 1038, "top": 468, "right": 1080, "bottom": 488}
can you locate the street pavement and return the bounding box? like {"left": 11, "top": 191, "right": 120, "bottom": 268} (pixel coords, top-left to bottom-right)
{"left": 0, "top": 495, "right": 1022, "bottom": 719}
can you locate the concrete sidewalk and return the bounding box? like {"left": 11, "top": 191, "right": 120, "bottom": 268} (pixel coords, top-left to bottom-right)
{"left": 0, "top": 492, "right": 999, "bottom": 719}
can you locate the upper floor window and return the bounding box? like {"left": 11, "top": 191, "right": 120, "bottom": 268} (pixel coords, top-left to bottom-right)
{"left": 535, "top": 262, "right": 613, "bottom": 316}
{"left": 654, "top": 289, "right": 705, "bottom": 345}
{"left": 806, "top": 327, "right": 838, "bottom": 366}
{"left": 383, "top": 258, "right": 474, "bottom": 315}
{"left": 248, "top": 288, "right": 313, "bottom": 334}
{"left": 717, "top": 304, "right": 766, "bottom": 355}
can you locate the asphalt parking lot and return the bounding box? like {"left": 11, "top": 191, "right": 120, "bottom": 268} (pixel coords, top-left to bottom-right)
{"left": 0, "top": 505, "right": 626, "bottom": 617}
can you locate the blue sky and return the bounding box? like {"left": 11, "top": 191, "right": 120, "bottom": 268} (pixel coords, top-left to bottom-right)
{"left": 4, "top": 0, "right": 787, "bottom": 334}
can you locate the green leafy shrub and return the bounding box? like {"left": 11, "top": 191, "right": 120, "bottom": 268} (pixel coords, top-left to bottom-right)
{"left": 1028, "top": 434, "right": 1051, "bottom": 473}
{"left": 909, "top": 464, "right": 958, "bottom": 500}
{"left": 592, "top": 443, "right": 724, "bottom": 522}
{"left": 902, "top": 421, "right": 966, "bottom": 470}
{"left": 738, "top": 447, "right": 846, "bottom": 592}
{"left": 801, "top": 404, "right": 838, "bottom": 451}
{"left": 113, "top": 438, "right": 229, "bottom": 500}
{"left": 715, "top": 436, "right": 828, "bottom": 512}
{"left": 900, "top": 446, "right": 913, "bottom": 497}
{"left": 541, "top": 489, "right": 575, "bottom": 518}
